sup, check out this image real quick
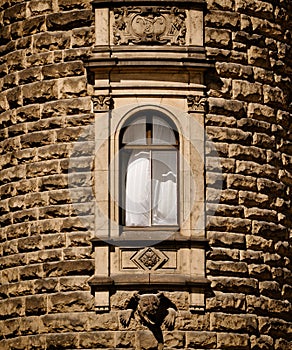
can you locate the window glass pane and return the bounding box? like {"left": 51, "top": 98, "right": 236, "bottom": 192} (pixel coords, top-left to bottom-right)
{"left": 152, "top": 115, "right": 176, "bottom": 145}
{"left": 122, "top": 116, "right": 147, "bottom": 145}
{"left": 152, "top": 151, "right": 178, "bottom": 225}
{"left": 125, "top": 150, "right": 151, "bottom": 226}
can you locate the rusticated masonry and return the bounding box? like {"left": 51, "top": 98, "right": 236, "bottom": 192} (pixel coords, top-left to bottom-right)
{"left": 0, "top": 1, "right": 291, "bottom": 350}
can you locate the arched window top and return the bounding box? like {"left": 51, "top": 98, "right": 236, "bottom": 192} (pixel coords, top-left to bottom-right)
{"left": 121, "top": 109, "right": 178, "bottom": 146}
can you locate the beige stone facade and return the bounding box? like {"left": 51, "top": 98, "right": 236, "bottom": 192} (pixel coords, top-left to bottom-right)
{"left": 0, "top": 0, "right": 291, "bottom": 349}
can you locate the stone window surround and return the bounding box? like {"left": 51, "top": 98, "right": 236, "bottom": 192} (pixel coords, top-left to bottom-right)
{"left": 87, "top": 0, "right": 211, "bottom": 313}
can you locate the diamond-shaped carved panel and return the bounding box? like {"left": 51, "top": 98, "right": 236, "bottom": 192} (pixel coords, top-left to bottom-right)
{"left": 131, "top": 247, "right": 169, "bottom": 271}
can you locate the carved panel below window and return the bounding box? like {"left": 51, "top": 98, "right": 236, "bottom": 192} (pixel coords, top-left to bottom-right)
{"left": 121, "top": 248, "right": 177, "bottom": 271}
{"left": 113, "top": 6, "right": 186, "bottom": 45}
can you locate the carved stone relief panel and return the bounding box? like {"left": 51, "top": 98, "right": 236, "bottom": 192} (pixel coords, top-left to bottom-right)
{"left": 93, "top": 95, "right": 114, "bottom": 111}
{"left": 113, "top": 6, "right": 186, "bottom": 45}
{"left": 120, "top": 248, "right": 177, "bottom": 271}
{"left": 187, "top": 95, "right": 207, "bottom": 112}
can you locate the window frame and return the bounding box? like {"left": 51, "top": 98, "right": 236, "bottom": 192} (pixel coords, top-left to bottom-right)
{"left": 119, "top": 110, "right": 180, "bottom": 231}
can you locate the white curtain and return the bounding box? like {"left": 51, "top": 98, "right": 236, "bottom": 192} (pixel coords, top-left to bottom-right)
{"left": 125, "top": 150, "right": 177, "bottom": 226}
{"left": 152, "top": 115, "right": 176, "bottom": 145}
{"left": 125, "top": 151, "right": 151, "bottom": 226}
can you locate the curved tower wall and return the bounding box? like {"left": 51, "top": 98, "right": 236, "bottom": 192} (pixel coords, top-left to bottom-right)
{"left": 0, "top": 0, "right": 291, "bottom": 349}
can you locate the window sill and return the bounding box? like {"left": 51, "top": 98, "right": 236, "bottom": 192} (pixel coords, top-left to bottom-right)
{"left": 88, "top": 273, "right": 210, "bottom": 289}
{"left": 91, "top": 232, "right": 209, "bottom": 248}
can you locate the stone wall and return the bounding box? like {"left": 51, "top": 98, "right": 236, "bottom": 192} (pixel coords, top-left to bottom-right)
{"left": 204, "top": 0, "right": 292, "bottom": 349}
{"left": 0, "top": 0, "right": 291, "bottom": 349}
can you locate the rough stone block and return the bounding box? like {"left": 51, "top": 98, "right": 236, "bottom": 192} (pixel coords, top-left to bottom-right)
{"left": 58, "top": 76, "right": 87, "bottom": 98}
{"left": 252, "top": 132, "right": 276, "bottom": 149}
{"left": 235, "top": 0, "right": 274, "bottom": 19}
{"left": 176, "top": 312, "right": 210, "bottom": 331}
{"left": 46, "top": 10, "right": 93, "bottom": 30}
{"left": 207, "top": 247, "right": 240, "bottom": 261}
{"left": 22, "top": 81, "right": 59, "bottom": 105}
{"left": 215, "top": 62, "right": 253, "bottom": 79}
{"left": 58, "top": 0, "right": 92, "bottom": 10}
{"left": 23, "top": 16, "right": 46, "bottom": 36}
{"left": 239, "top": 191, "right": 270, "bottom": 207}
{"left": 0, "top": 297, "right": 25, "bottom": 318}
{"left": 3, "top": 3, "right": 27, "bottom": 24}
{"left": 43, "top": 259, "right": 94, "bottom": 277}
{"left": 227, "top": 174, "right": 257, "bottom": 191}
{"left": 163, "top": 331, "right": 185, "bottom": 348}
{"left": 247, "top": 103, "right": 276, "bottom": 122}
{"left": 87, "top": 312, "right": 119, "bottom": 331}
{"left": 72, "top": 26, "right": 95, "bottom": 47}
{"left": 206, "top": 28, "right": 232, "bottom": 48}
{"left": 207, "top": 260, "right": 248, "bottom": 276}
{"left": 48, "top": 291, "right": 94, "bottom": 313}
{"left": 207, "top": 126, "right": 251, "bottom": 143}
{"left": 34, "top": 32, "right": 71, "bottom": 52}
{"left": 206, "top": 10, "right": 240, "bottom": 29}
{"left": 25, "top": 295, "right": 47, "bottom": 315}
{"left": 42, "top": 97, "right": 91, "bottom": 118}
{"left": 250, "top": 334, "right": 274, "bottom": 350}
{"left": 79, "top": 331, "right": 115, "bottom": 348}
{"left": 248, "top": 264, "right": 272, "bottom": 280}
{"left": 59, "top": 276, "right": 90, "bottom": 292}
{"left": 263, "top": 85, "right": 284, "bottom": 106}
{"left": 237, "top": 117, "right": 271, "bottom": 133}
{"left": 42, "top": 61, "right": 85, "bottom": 80}
{"left": 18, "top": 236, "right": 42, "bottom": 253}
{"left": 210, "top": 312, "right": 258, "bottom": 332}
{"left": 217, "top": 332, "right": 249, "bottom": 349}
{"left": 20, "top": 264, "right": 43, "bottom": 280}
{"left": 251, "top": 17, "right": 282, "bottom": 41}
{"left": 39, "top": 174, "right": 68, "bottom": 190}
{"left": 259, "top": 281, "right": 281, "bottom": 299}
{"left": 6, "top": 86, "right": 22, "bottom": 108}
{"left": 115, "top": 331, "right": 136, "bottom": 348}
{"left": 233, "top": 80, "right": 263, "bottom": 102}
{"left": 34, "top": 278, "right": 58, "bottom": 294}
{"left": 210, "top": 276, "right": 258, "bottom": 294}
{"left": 45, "top": 333, "right": 79, "bottom": 349}
{"left": 248, "top": 46, "right": 270, "bottom": 68}
{"left": 252, "top": 221, "right": 288, "bottom": 240}
{"left": 6, "top": 50, "right": 26, "bottom": 72}
{"left": 28, "top": 0, "right": 52, "bottom": 15}
{"left": 208, "top": 97, "right": 246, "bottom": 117}
{"left": 207, "top": 231, "right": 245, "bottom": 248}
{"left": 40, "top": 313, "right": 87, "bottom": 333}
{"left": 253, "top": 67, "right": 274, "bottom": 84}
{"left": 206, "top": 292, "right": 246, "bottom": 312}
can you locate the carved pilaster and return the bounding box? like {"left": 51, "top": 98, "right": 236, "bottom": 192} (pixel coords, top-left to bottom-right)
{"left": 187, "top": 95, "right": 207, "bottom": 112}
{"left": 93, "top": 95, "right": 114, "bottom": 111}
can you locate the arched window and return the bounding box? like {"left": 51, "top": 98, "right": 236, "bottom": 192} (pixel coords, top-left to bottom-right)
{"left": 119, "top": 109, "right": 179, "bottom": 228}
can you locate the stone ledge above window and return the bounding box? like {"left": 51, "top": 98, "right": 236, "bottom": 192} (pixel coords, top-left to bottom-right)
{"left": 90, "top": 0, "right": 208, "bottom": 66}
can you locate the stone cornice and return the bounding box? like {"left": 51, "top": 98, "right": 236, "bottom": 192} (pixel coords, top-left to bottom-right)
{"left": 92, "top": 0, "right": 206, "bottom": 8}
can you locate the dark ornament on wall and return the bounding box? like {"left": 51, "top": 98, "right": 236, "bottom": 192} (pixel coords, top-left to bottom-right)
{"left": 93, "top": 95, "right": 114, "bottom": 111}
{"left": 187, "top": 95, "right": 207, "bottom": 112}
{"left": 114, "top": 6, "right": 186, "bottom": 45}
{"left": 120, "top": 292, "right": 177, "bottom": 349}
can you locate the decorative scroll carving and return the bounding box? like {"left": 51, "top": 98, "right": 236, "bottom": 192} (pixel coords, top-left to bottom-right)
{"left": 131, "top": 247, "right": 169, "bottom": 270}
{"left": 93, "top": 95, "right": 114, "bottom": 111}
{"left": 113, "top": 6, "right": 186, "bottom": 46}
{"left": 187, "top": 95, "right": 207, "bottom": 112}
